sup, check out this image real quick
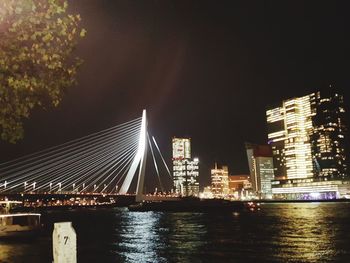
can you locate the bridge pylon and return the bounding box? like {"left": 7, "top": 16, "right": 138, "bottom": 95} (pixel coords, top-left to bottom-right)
{"left": 119, "top": 110, "right": 147, "bottom": 202}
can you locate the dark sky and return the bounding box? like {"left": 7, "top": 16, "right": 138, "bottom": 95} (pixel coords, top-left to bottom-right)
{"left": 1, "top": 0, "right": 350, "bottom": 188}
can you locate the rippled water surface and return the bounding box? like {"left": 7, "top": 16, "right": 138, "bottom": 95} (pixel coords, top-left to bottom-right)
{"left": 1, "top": 203, "right": 350, "bottom": 263}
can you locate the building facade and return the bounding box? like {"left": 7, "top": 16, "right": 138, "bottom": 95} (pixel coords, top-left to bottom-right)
{"left": 172, "top": 137, "right": 199, "bottom": 196}
{"left": 228, "top": 175, "right": 252, "bottom": 199}
{"left": 310, "top": 91, "right": 347, "bottom": 179}
{"left": 266, "top": 94, "right": 315, "bottom": 179}
{"left": 266, "top": 91, "right": 349, "bottom": 199}
{"left": 211, "top": 164, "right": 229, "bottom": 197}
{"left": 246, "top": 143, "right": 274, "bottom": 199}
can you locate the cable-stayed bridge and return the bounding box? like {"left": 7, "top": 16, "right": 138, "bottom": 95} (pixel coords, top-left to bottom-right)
{"left": 0, "top": 110, "right": 172, "bottom": 204}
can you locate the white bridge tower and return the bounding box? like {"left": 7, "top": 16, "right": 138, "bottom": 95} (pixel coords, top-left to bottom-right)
{"left": 119, "top": 110, "right": 147, "bottom": 202}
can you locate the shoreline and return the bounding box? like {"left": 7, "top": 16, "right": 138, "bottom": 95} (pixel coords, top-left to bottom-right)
{"left": 258, "top": 198, "right": 350, "bottom": 204}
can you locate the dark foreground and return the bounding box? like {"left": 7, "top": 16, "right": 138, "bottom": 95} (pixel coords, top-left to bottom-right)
{"left": 1, "top": 202, "right": 350, "bottom": 263}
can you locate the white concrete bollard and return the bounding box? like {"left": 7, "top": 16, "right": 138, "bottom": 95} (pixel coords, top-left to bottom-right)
{"left": 52, "top": 222, "right": 77, "bottom": 263}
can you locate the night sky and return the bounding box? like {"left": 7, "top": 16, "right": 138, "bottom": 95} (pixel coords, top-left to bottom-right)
{"left": 1, "top": 0, "right": 350, "bottom": 188}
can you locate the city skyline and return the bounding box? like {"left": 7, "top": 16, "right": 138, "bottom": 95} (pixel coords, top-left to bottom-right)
{"left": 1, "top": 2, "right": 350, "bottom": 262}
{"left": 267, "top": 91, "right": 349, "bottom": 199}
{"left": 0, "top": 1, "right": 350, "bottom": 187}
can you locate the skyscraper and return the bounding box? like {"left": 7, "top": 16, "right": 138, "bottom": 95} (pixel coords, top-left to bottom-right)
{"left": 266, "top": 94, "right": 315, "bottom": 179}
{"left": 245, "top": 143, "right": 274, "bottom": 199}
{"left": 211, "top": 164, "right": 229, "bottom": 197}
{"left": 266, "top": 91, "right": 350, "bottom": 199}
{"left": 172, "top": 137, "right": 199, "bottom": 196}
{"left": 310, "top": 91, "right": 347, "bottom": 179}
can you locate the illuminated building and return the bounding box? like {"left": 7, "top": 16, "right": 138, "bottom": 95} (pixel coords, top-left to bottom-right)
{"left": 245, "top": 143, "right": 274, "bottom": 199}
{"left": 228, "top": 175, "right": 252, "bottom": 199}
{"left": 211, "top": 164, "right": 229, "bottom": 197}
{"left": 266, "top": 94, "right": 315, "bottom": 179}
{"left": 267, "top": 90, "right": 349, "bottom": 199}
{"left": 172, "top": 137, "right": 199, "bottom": 196}
{"left": 199, "top": 186, "right": 214, "bottom": 199}
{"left": 310, "top": 91, "right": 347, "bottom": 179}
{"left": 272, "top": 178, "right": 350, "bottom": 199}
{"left": 172, "top": 137, "right": 191, "bottom": 159}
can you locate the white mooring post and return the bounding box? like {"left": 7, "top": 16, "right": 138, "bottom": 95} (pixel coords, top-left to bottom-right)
{"left": 53, "top": 222, "right": 77, "bottom": 263}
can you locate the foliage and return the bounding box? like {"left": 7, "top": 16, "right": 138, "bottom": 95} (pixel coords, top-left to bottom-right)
{"left": 0, "top": 0, "right": 86, "bottom": 143}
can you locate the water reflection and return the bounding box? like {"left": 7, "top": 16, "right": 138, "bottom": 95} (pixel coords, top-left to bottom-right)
{"left": 118, "top": 211, "right": 164, "bottom": 262}
{"left": 0, "top": 240, "right": 50, "bottom": 263}
{"left": 0, "top": 244, "right": 12, "bottom": 262}
{"left": 117, "top": 212, "right": 208, "bottom": 263}
{"left": 162, "top": 213, "right": 207, "bottom": 263}
{"left": 0, "top": 204, "right": 349, "bottom": 262}
{"left": 269, "top": 203, "right": 342, "bottom": 263}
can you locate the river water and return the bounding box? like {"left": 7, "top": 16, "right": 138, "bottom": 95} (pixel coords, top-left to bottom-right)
{"left": 0, "top": 202, "right": 350, "bottom": 263}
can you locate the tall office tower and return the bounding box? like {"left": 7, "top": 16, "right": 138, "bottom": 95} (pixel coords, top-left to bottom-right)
{"left": 245, "top": 143, "right": 274, "bottom": 199}
{"left": 310, "top": 91, "right": 347, "bottom": 179}
{"left": 267, "top": 91, "right": 350, "bottom": 199}
{"left": 266, "top": 94, "right": 315, "bottom": 179}
{"left": 172, "top": 137, "right": 199, "bottom": 196}
{"left": 211, "top": 164, "right": 229, "bottom": 197}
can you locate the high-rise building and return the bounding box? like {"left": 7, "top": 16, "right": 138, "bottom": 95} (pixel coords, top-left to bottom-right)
{"left": 266, "top": 91, "right": 350, "bottom": 199}
{"left": 245, "top": 143, "right": 274, "bottom": 199}
{"left": 310, "top": 91, "right": 347, "bottom": 179}
{"left": 172, "top": 137, "right": 191, "bottom": 160}
{"left": 266, "top": 94, "right": 315, "bottom": 179}
{"left": 211, "top": 164, "right": 229, "bottom": 197}
{"left": 172, "top": 137, "right": 199, "bottom": 196}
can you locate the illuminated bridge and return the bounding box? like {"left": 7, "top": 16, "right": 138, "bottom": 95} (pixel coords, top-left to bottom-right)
{"left": 0, "top": 110, "right": 172, "bottom": 204}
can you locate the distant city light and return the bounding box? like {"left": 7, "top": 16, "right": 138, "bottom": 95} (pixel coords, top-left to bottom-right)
{"left": 310, "top": 192, "right": 321, "bottom": 199}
